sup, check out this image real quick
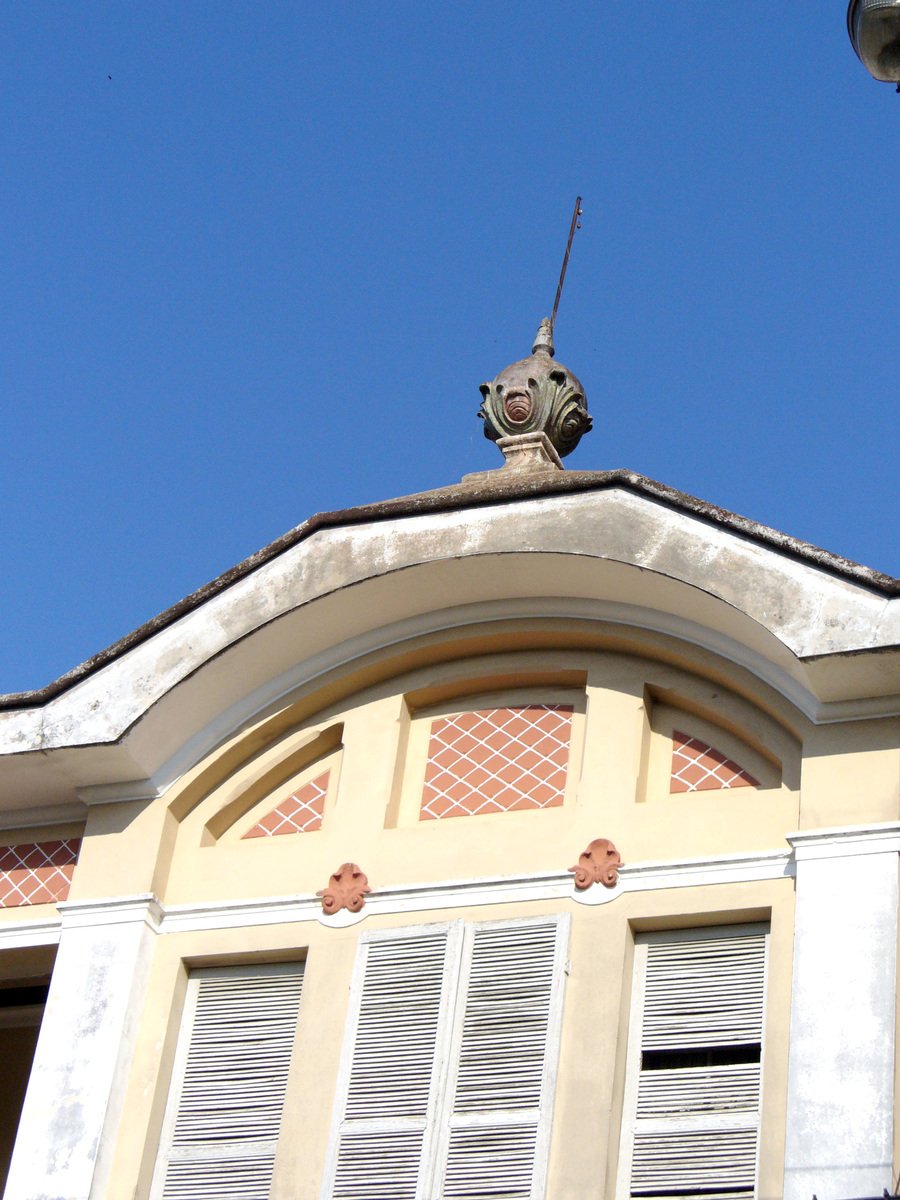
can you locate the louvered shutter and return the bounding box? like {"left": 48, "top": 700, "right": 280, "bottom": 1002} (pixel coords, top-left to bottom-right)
{"left": 325, "top": 925, "right": 462, "bottom": 1200}
{"left": 619, "top": 926, "right": 767, "bottom": 1200}
{"left": 324, "top": 917, "right": 567, "bottom": 1200}
{"left": 151, "top": 961, "right": 304, "bottom": 1200}
{"left": 437, "top": 918, "right": 567, "bottom": 1200}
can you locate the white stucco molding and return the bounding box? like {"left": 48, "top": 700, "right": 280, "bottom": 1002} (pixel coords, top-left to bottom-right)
{"left": 1, "top": 487, "right": 896, "bottom": 773}
{"left": 21, "top": 834, "right": 900, "bottom": 944}
{"left": 787, "top": 821, "right": 900, "bottom": 860}
{"left": 0, "top": 916, "right": 61, "bottom": 950}
{"left": 0, "top": 802, "right": 87, "bottom": 830}
{"left": 0, "top": 848, "right": 793, "bottom": 945}
{"left": 4, "top": 831, "right": 893, "bottom": 948}
{"left": 0, "top": 846, "right": 799, "bottom": 947}
{"left": 137, "top": 593, "right": 818, "bottom": 806}
{"left": 75, "top": 779, "right": 162, "bottom": 806}
{"left": 0, "top": 896, "right": 164, "bottom": 953}
{"left": 57, "top": 892, "right": 164, "bottom": 930}
{"left": 163, "top": 850, "right": 794, "bottom": 931}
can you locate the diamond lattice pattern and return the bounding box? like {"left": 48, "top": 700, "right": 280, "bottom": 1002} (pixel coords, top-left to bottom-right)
{"left": 0, "top": 839, "right": 81, "bottom": 907}
{"left": 242, "top": 771, "right": 330, "bottom": 838}
{"left": 420, "top": 705, "right": 573, "bottom": 821}
{"left": 670, "top": 731, "right": 759, "bottom": 793}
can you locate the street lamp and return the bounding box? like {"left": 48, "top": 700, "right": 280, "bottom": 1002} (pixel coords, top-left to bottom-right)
{"left": 847, "top": 0, "right": 900, "bottom": 85}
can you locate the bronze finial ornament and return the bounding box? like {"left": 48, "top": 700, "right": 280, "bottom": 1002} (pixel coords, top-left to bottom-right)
{"left": 479, "top": 319, "right": 592, "bottom": 459}
{"left": 478, "top": 196, "right": 592, "bottom": 461}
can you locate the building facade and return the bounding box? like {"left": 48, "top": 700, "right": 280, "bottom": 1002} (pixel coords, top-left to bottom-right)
{"left": 0, "top": 339, "right": 898, "bottom": 1200}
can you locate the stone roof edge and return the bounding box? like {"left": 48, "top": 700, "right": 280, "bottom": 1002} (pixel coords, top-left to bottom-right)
{"left": 2, "top": 468, "right": 897, "bottom": 711}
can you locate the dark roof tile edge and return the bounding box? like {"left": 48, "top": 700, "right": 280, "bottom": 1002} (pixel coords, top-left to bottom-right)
{"left": 2, "top": 468, "right": 896, "bottom": 710}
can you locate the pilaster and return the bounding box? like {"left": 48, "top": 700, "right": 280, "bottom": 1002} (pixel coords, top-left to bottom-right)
{"left": 783, "top": 824, "right": 900, "bottom": 1200}
{"left": 4, "top": 894, "right": 160, "bottom": 1200}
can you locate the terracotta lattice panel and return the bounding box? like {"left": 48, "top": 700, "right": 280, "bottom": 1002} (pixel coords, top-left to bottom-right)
{"left": 670, "top": 731, "right": 760, "bottom": 793}
{"left": 242, "top": 770, "right": 330, "bottom": 838}
{"left": 0, "top": 839, "right": 81, "bottom": 907}
{"left": 420, "top": 704, "right": 573, "bottom": 821}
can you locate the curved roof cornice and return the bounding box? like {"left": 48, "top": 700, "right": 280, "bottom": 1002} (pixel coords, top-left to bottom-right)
{"left": 1, "top": 469, "right": 896, "bottom": 715}
{"left": 1, "top": 471, "right": 898, "bottom": 813}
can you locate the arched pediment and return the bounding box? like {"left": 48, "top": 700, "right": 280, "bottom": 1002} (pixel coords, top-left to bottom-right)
{"left": 0, "top": 481, "right": 896, "bottom": 812}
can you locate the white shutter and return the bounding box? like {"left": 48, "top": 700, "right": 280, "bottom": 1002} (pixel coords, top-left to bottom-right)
{"left": 151, "top": 961, "right": 303, "bottom": 1200}
{"left": 323, "top": 917, "right": 568, "bottom": 1200}
{"left": 641, "top": 935, "right": 766, "bottom": 1050}
{"left": 618, "top": 926, "right": 768, "bottom": 1200}
{"left": 324, "top": 925, "right": 462, "bottom": 1200}
{"left": 438, "top": 917, "right": 568, "bottom": 1200}
{"left": 636, "top": 1063, "right": 761, "bottom": 1116}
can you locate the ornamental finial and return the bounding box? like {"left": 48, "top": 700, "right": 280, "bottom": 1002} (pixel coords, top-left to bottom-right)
{"left": 478, "top": 329, "right": 591, "bottom": 462}
{"left": 476, "top": 198, "right": 591, "bottom": 466}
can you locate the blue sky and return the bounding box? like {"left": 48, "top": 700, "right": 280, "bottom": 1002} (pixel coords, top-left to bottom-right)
{"left": 1, "top": 2, "right": 897, "bottom": 694}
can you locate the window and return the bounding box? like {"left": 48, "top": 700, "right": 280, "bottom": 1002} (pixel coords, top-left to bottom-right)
{"left": 150, "top": 961, "right": 304, "bottom": 1200}
{"left": 323, "top": 915, "right": 569, "bottom": 1199}
{"left": 617, "top": 925, "right": 768, "bottom": 1200}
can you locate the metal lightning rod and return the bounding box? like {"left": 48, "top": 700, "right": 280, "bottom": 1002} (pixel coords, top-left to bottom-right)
{"left": 549, "top": 196, "right": 584, "bottom": 337}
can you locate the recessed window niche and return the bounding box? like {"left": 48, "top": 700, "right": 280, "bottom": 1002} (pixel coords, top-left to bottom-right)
{"left": 639, "top": 688, "right": 785, "bottom": 803}
{"left": 387, "top": 683, "right": 586, "bottom": 828}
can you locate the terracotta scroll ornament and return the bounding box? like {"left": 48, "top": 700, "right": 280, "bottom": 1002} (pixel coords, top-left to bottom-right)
{"left": 318, "top": 863, "right": 371, "bottom": 914}
{"left": 569, "top": 839, "right": 623, "bottom": 890}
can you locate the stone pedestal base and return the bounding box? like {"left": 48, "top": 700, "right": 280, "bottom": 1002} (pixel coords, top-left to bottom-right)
{"left": 463, "top": 433, "right": 563, "bottom": 484}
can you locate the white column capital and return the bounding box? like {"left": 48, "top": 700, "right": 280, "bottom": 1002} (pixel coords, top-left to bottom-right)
{"left": 57, "top": 891, "right": 163, "bottom": 930}
{"left": 787, "top": 821, "right": 900, "bottom": 860}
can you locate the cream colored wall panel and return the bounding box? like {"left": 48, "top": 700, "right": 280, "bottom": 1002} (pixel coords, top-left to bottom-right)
{"left": 798, "top": 720, "right": 900, "bottom": 829}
